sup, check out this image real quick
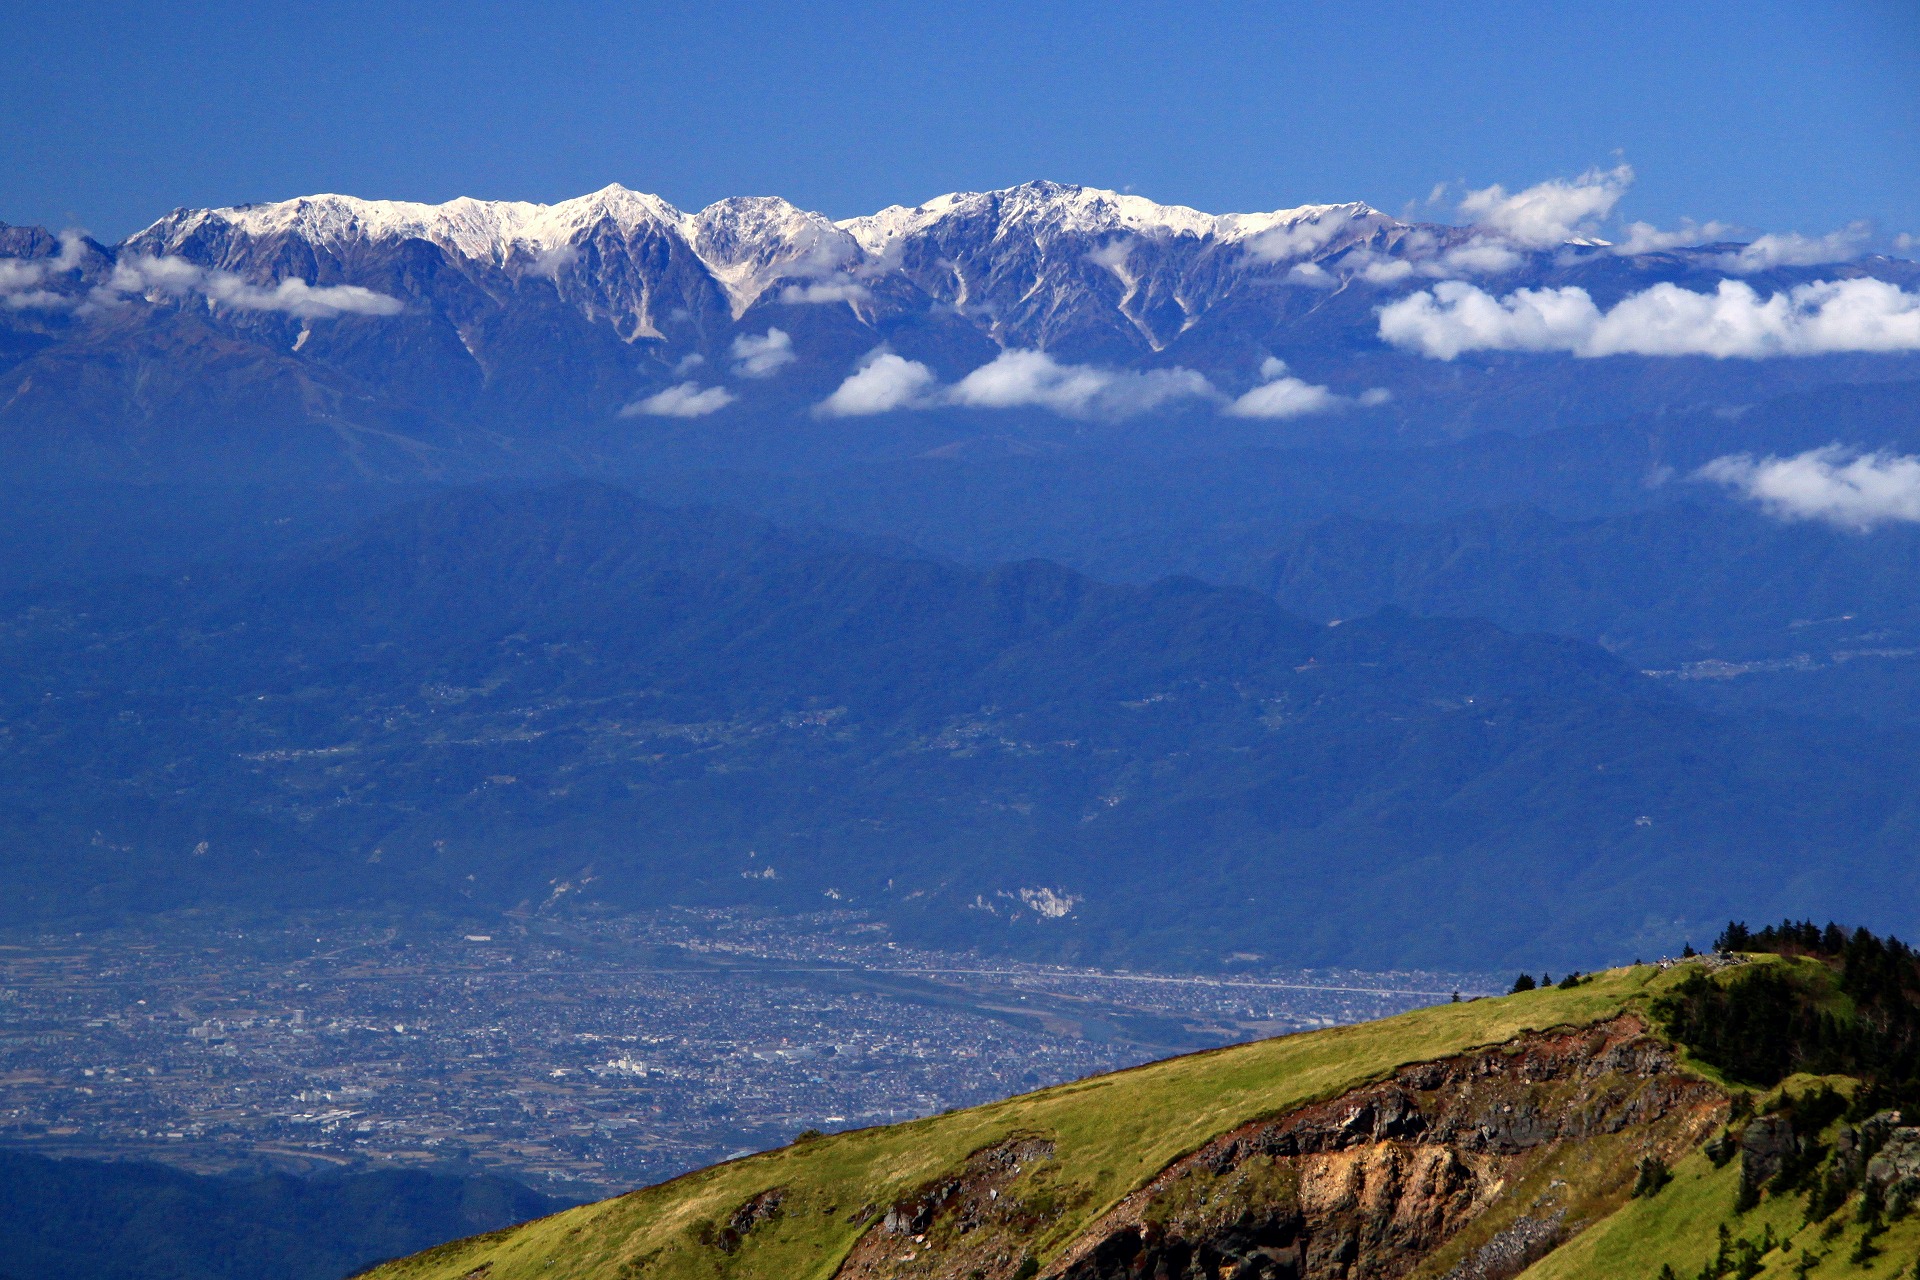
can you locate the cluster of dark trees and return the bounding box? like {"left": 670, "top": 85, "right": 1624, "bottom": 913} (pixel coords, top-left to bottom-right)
{"left": 1657, "top": 922, "right": 1920, "bottom": 1090}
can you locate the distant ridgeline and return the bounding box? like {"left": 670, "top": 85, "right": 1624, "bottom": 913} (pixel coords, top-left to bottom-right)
{"left": 6, "top": 483, "right": 1920, "bottom": 970}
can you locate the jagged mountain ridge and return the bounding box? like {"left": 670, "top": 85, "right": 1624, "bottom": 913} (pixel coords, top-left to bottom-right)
{"left": 3, "top": 180, "right": 1919, "bottom": 486}
{"left": 124, "top": 182, "right": 1391, "bottom": 332}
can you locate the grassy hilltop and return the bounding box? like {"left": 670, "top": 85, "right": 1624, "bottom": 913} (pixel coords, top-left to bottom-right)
{"left": 362, "top": 944, "right": 1920, "bottom": 1280}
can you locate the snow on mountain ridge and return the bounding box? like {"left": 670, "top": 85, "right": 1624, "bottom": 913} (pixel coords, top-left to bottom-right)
{"left": 837, "top": 181, "right": 1393, "bottom": 255}
{"left": 688, "top": 196, "right": 866, "bottom": 317}
{"left": 143, "top": 184, "right": 692, "bottom": 265}
{"left": 141, "top": 181, "right": 1398, "bottom": 272}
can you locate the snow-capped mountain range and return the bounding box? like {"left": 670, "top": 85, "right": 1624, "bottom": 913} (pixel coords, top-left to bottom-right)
{"left": 1, "top": 180, "right": 1916, "bottom": 485}
{"left": 117, "top": 180, "right": 1412, "bottom": 350}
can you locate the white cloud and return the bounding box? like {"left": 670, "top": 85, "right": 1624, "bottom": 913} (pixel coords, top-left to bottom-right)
{"left": 672, "top": 352, "right": 706, "bottom": 375}
{"left": 1698, "top": 446, "right": 1920, "bottom": 530}
{"left": 1379, "top": 277, "right": 1920, "bottom": 360}
{"left": 1897, "top": 233, "right": 1917, "bottom": 257}
{"left": 815, "top": 348, "right": 1219, "bottom": 420}
{"left": 0, "top": 232, "right": 90, "bottom": 309}
{"left": 620, "top": 381, "right": 736, "bottom": 418}
{"left": 778, "top": 280, "right": 870, "bottom": 305}
{"left": 730, "top": 327, "right": 795, "bottom": 378}
{"left": 1329, "top": 237, "right": 1521, "bottom": 288}
{"left": 1224, "top": 356, "right": 1389, "bottom": 419}
{"left": 1359, "top": 256, "right": 1417, "bottom": 285}
{"left": 814, "top": 350, "right": 940, "bottom": 416}
{"left": 1087, "top": 239, "right": 1133, "bottom": 272}
{"left": 1287, "top": 261, "right": 1335, "bottom": 288}
{"left": 1225, "top": 378, "right": 1342, "bottom": 419}
{"left": 526, "top": 243, "right": 577, "bottom": 279}
{"left": 1434, "top": 241, "right": 1524, "bottom": 275}
{"left": 1458, "top": 165, "right": 1634, "bottom": 248}
{"left": 1244, "top": 211, "right": 1352, "bottom": 263}
{"left": 1614, "top": 219, "right": 1738, "bottom": 255}
{"left": 944, "top": 349, "right": 1216, "bottom": 419}
{"left": 1716, "top": 222, "right": 1871, "bottom": 273}
{"left": 104, "top": 255, "right": 403, "bottom": 319}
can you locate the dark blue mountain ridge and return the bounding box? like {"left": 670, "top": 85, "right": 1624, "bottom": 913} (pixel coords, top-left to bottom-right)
{"left": 4, "top": 481, "right": 1917, "bottom": 969}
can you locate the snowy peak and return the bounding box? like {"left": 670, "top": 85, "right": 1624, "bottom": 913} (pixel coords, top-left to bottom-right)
{"left": 133, "top": 181, "right": 1401, "bottom": 277}
{"left": 105, "top": 180, "right": 1434, "bottom": 359}
{"left": 688, "top": 197, "right": 866, "bottom": 316}
{"left": 837, "top": 181, "right": 1395, "bottom": 255}
{"left": 133, "top": 184, "right": 691, "bottom": 265}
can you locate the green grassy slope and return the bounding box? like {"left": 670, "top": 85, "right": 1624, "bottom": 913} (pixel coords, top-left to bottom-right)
{"left": 1520, "top": 1071, "right": 1920, "bottom": 1280}
{"left": 364, "top": 967, "right": 1666, "bottom": 1280}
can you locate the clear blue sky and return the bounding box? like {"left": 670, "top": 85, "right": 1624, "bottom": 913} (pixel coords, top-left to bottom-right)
{"left": 4, "top": 0, "right": 1915, "bottom": 242}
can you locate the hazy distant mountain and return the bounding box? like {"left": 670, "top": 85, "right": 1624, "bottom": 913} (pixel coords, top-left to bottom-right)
{"left": 5, "top": 482, "right": 1918, "bottom": 969}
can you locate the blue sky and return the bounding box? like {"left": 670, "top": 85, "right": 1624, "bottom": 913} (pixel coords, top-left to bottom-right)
{"left": 4, "top": 0, "right": 1915, "bottom": 242}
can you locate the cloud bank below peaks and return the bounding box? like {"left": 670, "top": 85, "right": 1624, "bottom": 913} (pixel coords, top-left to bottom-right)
{"left": 2, "top": 242, "right": 404, "bottom": 319}
{"left": 0, "top": 233, "right": 91, "bottom": 309}
{"left": 1699, "top": 447, "right": 1920, "bottom": 530}
{"left": 103, "top": 255, "right": 403, "bottom": 319}
{"left": 1379, "top": 277, "right": 1920, "bottom": 360}
{"left": 816, "top": 349, "right": 1386, "bottom": 422}
{"left": 730, "top": 327, "right": 795, "bottom": 377}
{"left": 621, "top": 381, "right": 736, "bottom": 418}
{"left": 1225, "top": 358, "right": 1390, "bottom": 419}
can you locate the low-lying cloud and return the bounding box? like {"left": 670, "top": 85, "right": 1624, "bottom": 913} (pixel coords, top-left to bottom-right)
{"left": 818, "top": 349, "right": 1385, "bottom": 422}
{"left": 1224, "top": 357, "right": 1389, "bottom": 419}
{"left": 945, "top": 350, "right": 1215, "bottom": 418}
{"left": 818, "top": 348, "right": 1214, "bottom": 419}
{"left": 1714, "top": 223, "right": 1872, "bottom": 273}
{"left": 0, "top": 232, "right": 90, "bottom": 309}
{"left": 814, "top": 350, "right": 940, "bottom": 416}
{"left": 1379, "top": 277, "right": 1920, "bottom": 359}
{"left": 1699, "top": 446, "right": 1920, "bottom": 530}
{"left": 106, "top": 255, "right": 404, "bottom": 319}
{"left": 730, "top": 327, "right": 795, "bottom": 378}
{"left": 1613, "top": 219, "right": 1738, "bottom": 255}
{"left": 1458, "top": 165, "right": 1633, "bottom": 248}
{"left": 1244, "top": 211, "right": 1353, "bottom": 262}
{"left": 620, "top": 381, "right": 736, "bottom": 418}
{"left": 778, "top": 280, "right": 870, "bottom": 305}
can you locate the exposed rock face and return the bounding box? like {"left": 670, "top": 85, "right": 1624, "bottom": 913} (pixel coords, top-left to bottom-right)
{"left": 834, "top": 1136, "right": 1060, "bottom": 1280}
{"left": 1047, "top": 1017, "right": 1718, "bottom": 1280}
{"left": 829, "top": 1017, "right": 1722, "bottom": 1280}
{"left": 1865, "top": 1121, "right": 1920, "bottom": 1199}
{"left": 1738, "top": 1114, "right": 1799, "bottom": 1185}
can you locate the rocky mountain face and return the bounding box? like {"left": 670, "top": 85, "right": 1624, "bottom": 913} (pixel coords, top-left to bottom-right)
{"left": 1041, "top": 1018, "right": 1711, "bottom": 1280}
{"left": 4, "top": 182, "right": 1917, "bottom": 485}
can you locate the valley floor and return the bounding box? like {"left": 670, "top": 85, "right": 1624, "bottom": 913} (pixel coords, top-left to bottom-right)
{"left": 0, "top": 909, "right": 1488, "bottom": 1194}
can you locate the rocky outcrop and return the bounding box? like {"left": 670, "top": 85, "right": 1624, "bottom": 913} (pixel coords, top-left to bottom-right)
{"left": 1865, "top": 1122, "right": 1920, "bottom": 1200}
{"left": 833, "top": 1136, "right": 1060, "bottom": 1280}
{"left": 827, "top": 1017, "right": 1722, "bottom": 1280}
